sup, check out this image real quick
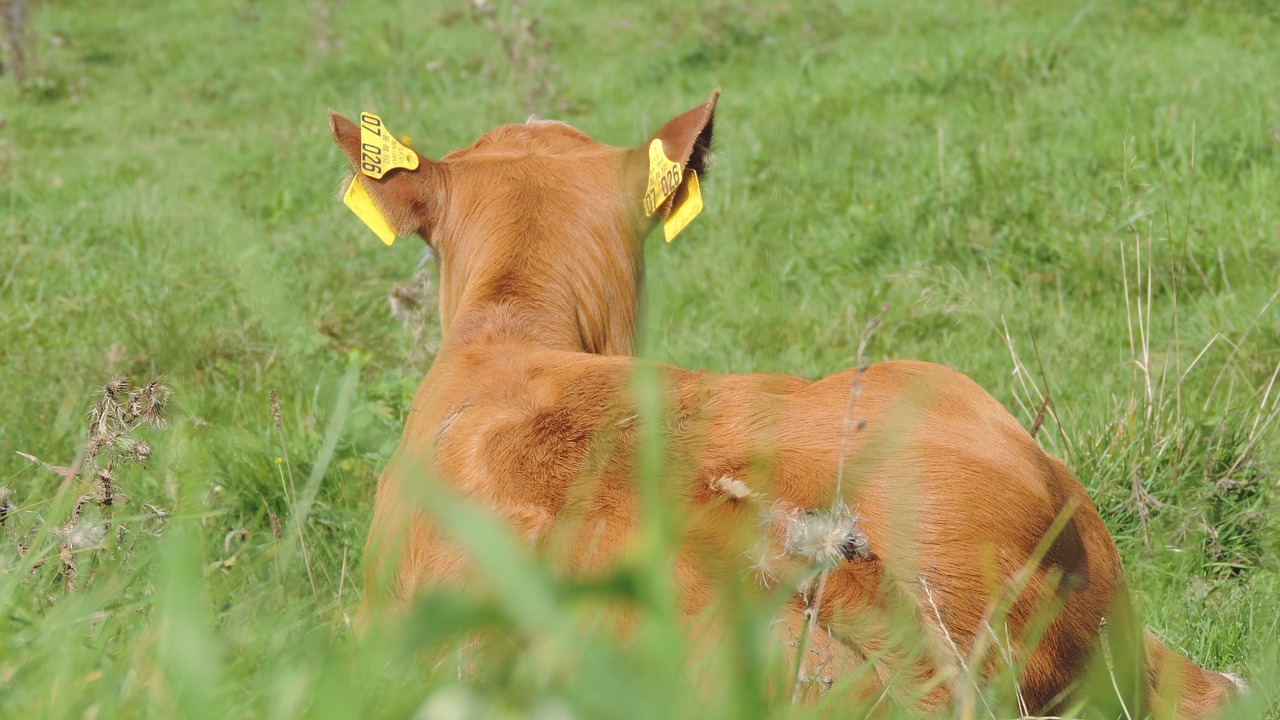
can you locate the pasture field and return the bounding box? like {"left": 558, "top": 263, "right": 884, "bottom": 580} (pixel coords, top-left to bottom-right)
{"left": 1, "top": 0, "right": 1278, "bottom": 717}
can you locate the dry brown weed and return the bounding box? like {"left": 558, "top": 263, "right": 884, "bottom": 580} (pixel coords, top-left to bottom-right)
{"left": 11, "top": 375, "right": 172, "bottom": 591}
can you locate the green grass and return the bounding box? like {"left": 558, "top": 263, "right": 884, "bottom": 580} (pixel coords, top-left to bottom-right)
{"left": 1, "top": 0, "right": 1278, "bottom": 716}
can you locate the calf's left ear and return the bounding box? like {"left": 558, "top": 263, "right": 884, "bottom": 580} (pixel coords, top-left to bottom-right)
{"left": 329, "top": 110, "right": 443, "bottom": 243}
{"left": 633, "top": 89, "right": 719, "bottom": 221}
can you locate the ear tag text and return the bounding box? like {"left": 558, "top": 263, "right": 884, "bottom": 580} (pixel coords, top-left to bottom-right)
{"left": 644, "top": 139, "right": 683, "bottom": 217}
{"left": 358, "top": 112, "right": 419, "bottom": 180}
{"left": 343, "top": 176, "right": 396, "bottom": 246}
{"left": 663, "top": 170, "right": 702, "bottom": 243}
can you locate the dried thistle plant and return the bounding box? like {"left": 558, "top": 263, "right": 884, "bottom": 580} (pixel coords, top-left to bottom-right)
{"left": 0, "top": 0, "right": 29, "bottom": 83}
{"left": 470, "top": 0, "right": 567, "bottom": 116}
{"left": 389, "top": 265, "right": 441, "bottom": 366}
{"left": 12, "top": 375, "right": 172, "bottom": 591}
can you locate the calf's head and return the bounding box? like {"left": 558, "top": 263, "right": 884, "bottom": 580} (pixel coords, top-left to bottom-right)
{"left": 329, "top": 90, "right": 719, "bottom": 355}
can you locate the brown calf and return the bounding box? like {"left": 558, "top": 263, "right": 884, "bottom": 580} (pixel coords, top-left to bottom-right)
{"left": 329, "top": 91, "right": 1244, "bottom": 717}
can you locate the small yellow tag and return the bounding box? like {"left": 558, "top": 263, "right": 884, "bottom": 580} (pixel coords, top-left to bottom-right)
{"left": 342, "top": 176, "right": 396, "bottom": 245}
{"left": 663, "top": 170, "right": 702, "bottom": 243}
{"left": 358, "top": 112, "right": 419, "bottom": 180}
{"left": 644, "top": 139, "right": 683, "bottom": 217}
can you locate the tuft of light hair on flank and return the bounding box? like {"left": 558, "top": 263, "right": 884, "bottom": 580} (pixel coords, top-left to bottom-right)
{"left": 709, "top": 474, "right": 754, "bottom": 500}
{"left": 748, "top": 501, "right": 871, "bottom": 590}
{"left": 776, "top": 502, "right": 869, "bottom": 569}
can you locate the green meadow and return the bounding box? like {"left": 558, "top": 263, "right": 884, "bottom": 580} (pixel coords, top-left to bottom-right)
{"left": 1, "top": 0, "right": 1277, "bottom": 716}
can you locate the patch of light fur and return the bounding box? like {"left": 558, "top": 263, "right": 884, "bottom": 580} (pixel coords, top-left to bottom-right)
{"left": 776, "top": 502, "right": 869, "bottom": 569}
{"left": 436, "top": 404, "right": 469, "bottom": 443}
{"left": 1223, "top": 673, "right": 1250, "bottom": 695}
{"left": 709, "top": 474, "right": 753, "bottom": 499}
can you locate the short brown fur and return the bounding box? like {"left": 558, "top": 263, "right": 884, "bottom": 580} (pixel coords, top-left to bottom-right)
{"left": 329, "top": 91, "right": 1240, "bottom": 717}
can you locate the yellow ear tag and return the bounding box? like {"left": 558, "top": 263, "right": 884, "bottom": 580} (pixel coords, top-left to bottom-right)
{"left": 342, "top": 176, "right": 396, "bottom": 246}
{"left": 644, "top": 139, "right": 683, "bottom": 217}
{"left": 663, "top": 170, "right": 702, "bottom": 243}
{"left": 358, "top": 112, "right": 419, "bottom": 180}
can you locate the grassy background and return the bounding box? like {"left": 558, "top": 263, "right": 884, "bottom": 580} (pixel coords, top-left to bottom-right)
{"left": 1, "top": 0, "right": 1278, "bottom": 716}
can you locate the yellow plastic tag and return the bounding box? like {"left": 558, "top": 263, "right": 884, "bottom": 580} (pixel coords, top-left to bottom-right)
{"left": 643, "top": 139, "right": 683, "bottom": 217}
{"left": 663, "top": 171, "right": 702, "bottom": 243}
{"left": 358, "top": 112, "right": 419, "bottom": 180}
{"left": 342, "top": 176, "right": 396, "bottom": 245}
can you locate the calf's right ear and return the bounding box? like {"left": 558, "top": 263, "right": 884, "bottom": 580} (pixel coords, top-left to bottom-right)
{"left": 653, "top": 88, "right": 719, "bottom": 181}
{"left": 329, "top": 110, "right": 442, "bottom": 243}
{"left": 632, "top": 89, "right": 719, "bottom": 222}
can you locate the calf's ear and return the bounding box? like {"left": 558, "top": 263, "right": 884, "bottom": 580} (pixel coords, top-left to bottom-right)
{"left": 632, "top": 89, "right": 719, "bottom": 221}
{"left": 329, "top": 110, "right": 442, "bottom": 242}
